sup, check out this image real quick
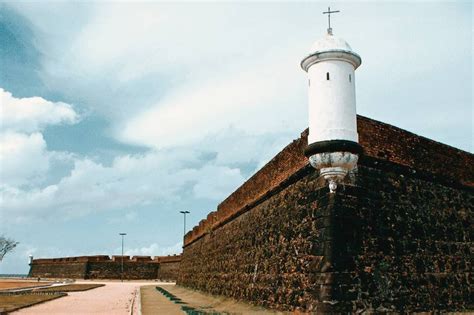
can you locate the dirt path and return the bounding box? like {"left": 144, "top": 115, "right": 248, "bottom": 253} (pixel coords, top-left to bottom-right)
{"left": 12, "top": 280, "right": 159, "bottom": 315}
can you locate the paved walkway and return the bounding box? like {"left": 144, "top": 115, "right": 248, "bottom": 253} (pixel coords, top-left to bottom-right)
{"left": 11, "top": 281, "right": 282, "bottom": 314}
{"left": 12, "top": 280, "right": 161, "bottom": 315}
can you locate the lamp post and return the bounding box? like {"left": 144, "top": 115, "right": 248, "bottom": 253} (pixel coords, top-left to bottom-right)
{"left": 180, "top": 211, "right": 190, "bottom": 238}
{"left": 119, "top": 233, "right": 126, "bottom": 282}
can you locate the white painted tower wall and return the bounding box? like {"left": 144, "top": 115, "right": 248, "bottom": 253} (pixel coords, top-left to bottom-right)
{"left": 301, "top": 32, "right": 362, "bottom": 192}
{"left": 307, "top": 59, "right": 358, "bottom": 144}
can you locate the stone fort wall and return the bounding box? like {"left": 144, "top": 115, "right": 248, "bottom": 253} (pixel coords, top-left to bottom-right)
{"left": 155, "top": 255, "right": 182, "bottom": 281}
{"left": 178, "top": 116, "right": 473, "bottom": 313}
{"left": 29, "top": 254, "right": 181, "bottom": 280}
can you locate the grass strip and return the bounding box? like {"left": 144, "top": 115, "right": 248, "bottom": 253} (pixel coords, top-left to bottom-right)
{"left": 34, "top": 284, "right": 105, "bottom": 292}
{"left": 0, "top": 292, "right": 66, "bottom": 314}
{"left": 155, "top": 286, "right": 224, "bottom": 315}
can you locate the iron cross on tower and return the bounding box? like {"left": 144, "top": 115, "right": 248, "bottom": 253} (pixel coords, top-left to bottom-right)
{"left": 323, "top": 7, "right": 340, "bottom": 35}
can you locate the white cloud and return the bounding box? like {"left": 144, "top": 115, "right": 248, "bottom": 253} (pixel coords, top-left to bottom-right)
{"left": 120, "top": 53, "right": 306, "bottom": 149}
{"left": 193, "top": 164, "right": 244, "bottom": 200}
{"left": 43, "top": 4, "right": 296, "bottom": 82}
{"left": 0, "top": 88, "right": 78, "bottom": 133}
{"left": 9, "top": 4, "right": 308, "bottom": 155}
{"left": 6, "top": 2, "right": 310, "bottom": 133}
{"left": 0, "top": 84, "right": 287, "bottom": 223}
{"left": 126, "top": 241, "right": 182, "bottom": 257}
{"left": 5, "top": 2, "right": 472, "bottom": 153}
{"left": 0, "top": 86, "right": 248, "bottom": 223}
{"left": 0, "top": 88, "right": 79, "bottom": 189}
{"left": 0, "top": 132, "right": 50, "bottom": 186}
{"left": 1, "top": 149, "right": 245, "bottom": 222}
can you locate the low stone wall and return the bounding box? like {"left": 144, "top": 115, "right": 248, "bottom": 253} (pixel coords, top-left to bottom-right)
{"left": 87, "top": 262, "right": 159, "bottom": 280}
{"left": 157, "top": 261, "right": 181, "bottom": 281}
{"left": 178, "top": 116, "right": 473, "bottom": 313}
{"left": 155, "top": 255, "right": 181, "bottom": 281}
{"left": 29, "top": 255, "right": 181, "bottom": 280}
{"left": 28, "top": 261, "right": 87, "bottom": 279}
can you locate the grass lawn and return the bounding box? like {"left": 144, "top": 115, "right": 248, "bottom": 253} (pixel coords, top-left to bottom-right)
{"left": 0, "top": 281, "right": 51, "bottom": 291}
{"left": 0, "top": 293, "right": 66, "bottom": 313}
{"left": 35, "top": 283, "right": 105, "bottom": 292}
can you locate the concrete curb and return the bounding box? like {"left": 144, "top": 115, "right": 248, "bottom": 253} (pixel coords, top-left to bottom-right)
{"left": 129, "top": 287, "right": 140, "bottom": 315}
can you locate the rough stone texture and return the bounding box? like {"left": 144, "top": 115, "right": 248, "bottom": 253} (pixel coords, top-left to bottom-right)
{"left": 331, "top": 157, "right": 473, "bottom": 313}
{"left": 357, "top": 116, "right": 473, "bottom": 188}
{"left": 178, "top": 116, "right": 473, "bottom": 313}
{"left": 29, "top": 255, "right": 181, "bottom": 280}
{"left": 155, "top": 255, "right": 181, "bottom": 281}
{"left": 157, "top": 261, "right": 181, "bottom": 281}
{"left": 86, "top": 262, "right": 159, "bottom": 280}
{"left": 28, "top": 261, "right": 88, "bottom": 279}
{"left": 179, "top": 170, "right": 332, "bottom": 312}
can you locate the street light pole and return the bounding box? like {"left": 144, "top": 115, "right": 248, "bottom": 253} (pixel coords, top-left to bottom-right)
{"left": 180, "top": 211, "right": 190, "bottom": 238}
{"left": 119, "top": 233, "right": 126, "bottom": 282}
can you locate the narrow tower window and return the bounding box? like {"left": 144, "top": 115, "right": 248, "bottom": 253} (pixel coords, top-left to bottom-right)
{"left": 349, "top": 74, "right": 352, "bottom": 82}
{"left": 326, "top": 72, "right": 330, "bottom": 80}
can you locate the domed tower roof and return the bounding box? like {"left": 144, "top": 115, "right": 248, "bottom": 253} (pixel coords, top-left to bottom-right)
{"left": 301, "top": 32, "right": 362, "bottom": 72}
{"left": 309, "top": 33, "right": 354, "bottom": 54}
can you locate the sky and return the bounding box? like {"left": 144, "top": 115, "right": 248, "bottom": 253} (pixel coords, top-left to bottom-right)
{"left": 0, "top": 1, "right": 472, "bottom": 274}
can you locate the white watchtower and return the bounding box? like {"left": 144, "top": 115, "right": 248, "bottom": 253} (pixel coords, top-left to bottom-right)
{"left": 301, "top": 8, "right": 362, "bottom": 193}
